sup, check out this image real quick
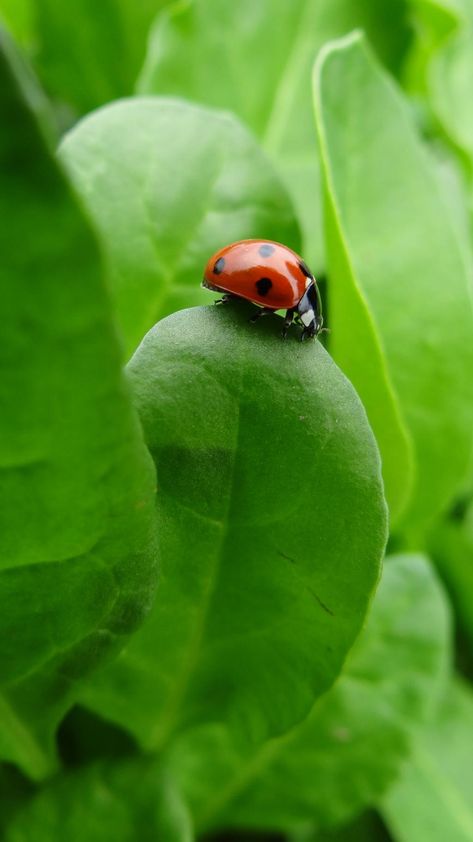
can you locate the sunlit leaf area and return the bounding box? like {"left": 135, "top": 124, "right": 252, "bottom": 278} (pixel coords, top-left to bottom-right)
{"left": 1, "top": 1, "right": 473, "bottom": 839}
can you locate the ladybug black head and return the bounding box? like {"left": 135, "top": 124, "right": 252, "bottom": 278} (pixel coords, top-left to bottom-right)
{"left": 297, "top": 281, "right": 323, "bottom": 337}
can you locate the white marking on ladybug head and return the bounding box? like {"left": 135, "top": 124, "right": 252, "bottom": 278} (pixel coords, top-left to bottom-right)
{"left": 301, "top": 309, "right": 315, "bottom": 327}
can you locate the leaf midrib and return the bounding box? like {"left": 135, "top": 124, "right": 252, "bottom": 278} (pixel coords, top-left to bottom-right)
{"left": 148, "top": 369, "right": 244, "bottom": 750}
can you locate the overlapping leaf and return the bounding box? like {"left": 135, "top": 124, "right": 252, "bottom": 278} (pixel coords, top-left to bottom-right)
{"left": 137, "top": 0, "right": 411, "bottom": 272}
{"left": 314, "top": 32, "right": 473, "bottom": 531}
{"left": 60, "top": 97, "right": 301, "bottom": 358}
{"left": 0, "top": 0, "right": 173, "bottom": 114}
{"left": 0, "top": 30, "right": 157, "bottom": 779}
{"left": 3, "top": 759, "right": 194, "bottom": 842}
{"left": 382, "top": 679, "right": 473, "bottom": 842}
{"left": 166, "top": 554, "right": 450, "bottom": 835}
{"left": 77, "top": 303, "right": 387, "bottom": 752}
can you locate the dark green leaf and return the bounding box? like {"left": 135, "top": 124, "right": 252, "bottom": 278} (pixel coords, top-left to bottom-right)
{"left": 59, "top": 97, "right": 300, "bottom": 358}
{"left": 0, "top": 29, "right": 157, "bottom": 779}
{"left": 4, "top": 758, "right": 194, "bottom": 842}
{"left": 314, "top": 32, "right": 473, "bottom": 532}
{"left": 78, "top": 304, "right": 387, "bottom": 752}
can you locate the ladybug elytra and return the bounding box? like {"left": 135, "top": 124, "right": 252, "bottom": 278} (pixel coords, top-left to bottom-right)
{"left": 202, "top": 239, "right": 323, "bottom": 340}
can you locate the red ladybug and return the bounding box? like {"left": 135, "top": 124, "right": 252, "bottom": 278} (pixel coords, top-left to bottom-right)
{"left": 202, "top": 239, "right": 323, "bottom": 340}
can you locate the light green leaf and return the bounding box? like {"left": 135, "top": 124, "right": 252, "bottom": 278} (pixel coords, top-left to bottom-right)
{"left": 59, "top": 97, "right": 300, "bottom": 358}
{"left": 78, "top": 304, "right": 387, "bottom": 752}
{"left": 0, "top": 0, "right": 34, "bottom": 47}
{"left": 166, "top": 554, "right": 450, "bottom": 835}
{"left": 407, "top": 0, "right": 473, "bottom": 176}
{"left": 382, "top": 678, "right": 473, "bottom": 842}
{"left": 137, "top": 0, "right": 412, "bottom": 272}
{"left": 0, "top": 29, "right": 157, "bottom": 779}
{"left": 3, "top": 759, "right": 194, "bottom": 842}
{"left": 1, "top": 0, "right": 173, "bottom": 115}
{"left": 314, "top": 32, "right": 473, "bottom": 532}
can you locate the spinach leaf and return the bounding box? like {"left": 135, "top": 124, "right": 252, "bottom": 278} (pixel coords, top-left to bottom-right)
{"left": 78, "top": 303, "right": 387, "bottom": 751}
{"left": 4, "top": 758, "right": 194, "bottom": 842}
{"left": 167, "top": 554, "right": 450, "bottom": 835}
{"left": 0, "top": 0, "right": 173, "bottom": 115}
{"left": 314, "top": 32, "right": 473, "bottom": 533}
{"left": 59, "top": 97, "right": 300, "bottom": 358}
{"left": 137, "top": 0, "right": 412, "bottom": 273}
{"left": 0, "top": 29, "right": 157, "bottom": 779}
{"left": 382, "top": 678, "right": 473, "bottom": 842}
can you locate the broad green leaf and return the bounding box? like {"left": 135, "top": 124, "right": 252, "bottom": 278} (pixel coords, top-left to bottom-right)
{"left": 166, "top": 554, "right": 450, "bottom": 835}
{"left": 1, "top": 0, "right": 172, "bottom": 116}
{"left": 137, "top": 0, "right": 412, "bottom": 273}
{"left": 78, "top": 304, "right": 387, "bottom": 752}
{"left": 314, "top": 32, "right": 473, "bottom": 533}
{"left": 3, "top": 759, "right": 194, "bottom": 842}
{"left": 0, "top": 30, "right": 156, "bottom": 779}
{"left": 59, "top": 97, "right": 300, "bottom": 359}
{"left": 381, "top": 678, "right": 473, "bottom": 842}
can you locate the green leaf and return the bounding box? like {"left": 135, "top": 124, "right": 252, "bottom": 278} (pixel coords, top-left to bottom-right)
{"left": 0, "top": 0, "right": 35, "bottom": 48}
{"left": 1, "top": 0, "right": 173, "bottom": 115}
{"left": 78, "top": 304, "right": 387, "bottom": 752}
{"left": 0, "top": 29, "right": 157, "bottom": 779}
{"left": 381, "top": 678, "right": 473, "bottom": 842}
{"left": 137, "top": 0, "right": 412, "bottom": 272}
{"left": 429, "top": 501, "right": 473, "bottom": 649}
{"left": 407, "top": 0, "right": 473, "bottom": 175}
{"left": 314, "top": 32, "right": 473, "bottom": 532}
{"left": 3, "top": 759, "right": 194, "bottom": 842}
{"left": 59, "top": 97, "right": 300, "bottom": 359}
{"left": 165, "top": 554, "right": 450, "bottom": 835}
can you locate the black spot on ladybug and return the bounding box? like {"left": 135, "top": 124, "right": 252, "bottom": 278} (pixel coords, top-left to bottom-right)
{"left": 258, "top": 243, "right": 275, "bottom": 257}
{"left": 213, "top": 257, "right": 225, "bottom": 275}
{"left": 298, "top": 259, "right": 313, "bottom": 279}
{"left": 256, "top": 277, "right": 273, "bottom": 296}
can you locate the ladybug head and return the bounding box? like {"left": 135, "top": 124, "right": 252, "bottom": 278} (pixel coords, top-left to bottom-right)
{"left": 297, "top": 281, "right": 323, "bottom": 337}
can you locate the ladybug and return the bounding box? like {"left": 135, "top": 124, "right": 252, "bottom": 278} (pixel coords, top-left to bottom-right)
{"left": 202, "top": 239, "right": 323, "bottom": 340}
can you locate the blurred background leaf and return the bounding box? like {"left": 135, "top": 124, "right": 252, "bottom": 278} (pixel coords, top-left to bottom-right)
{"left": 59, "top": 98, "right": 301, "bottom": 358}
{"left": 0, "top": 0, "right": 173, "bottom": 118}
{"left": 165, "top": 553, "right": 450, "bottom": 836}
{"left": 381, "top": 678, "right": 473, "bottom": 842}
{"left": 3, "top": 758, "right": 195, "bottom": 842}
{"left": 137, "top": 0, "right": 413, "bottom": 274}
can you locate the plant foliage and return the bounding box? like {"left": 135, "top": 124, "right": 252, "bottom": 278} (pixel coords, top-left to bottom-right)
{"left": 1, "top": 0, "right": 473, "bottom": 839}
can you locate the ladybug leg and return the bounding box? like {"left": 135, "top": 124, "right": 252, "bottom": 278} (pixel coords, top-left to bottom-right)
{"left": 300, "top": 326, "right": 316, "bottom": 342}
{"left": 249, "top": 307, "right": 272, "bottom": 324}
{"left": 215, "top": 293, "right": 234, "bottom": 305}
{"left": 282, "top": 309, "right": 294, "bottom": 339}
